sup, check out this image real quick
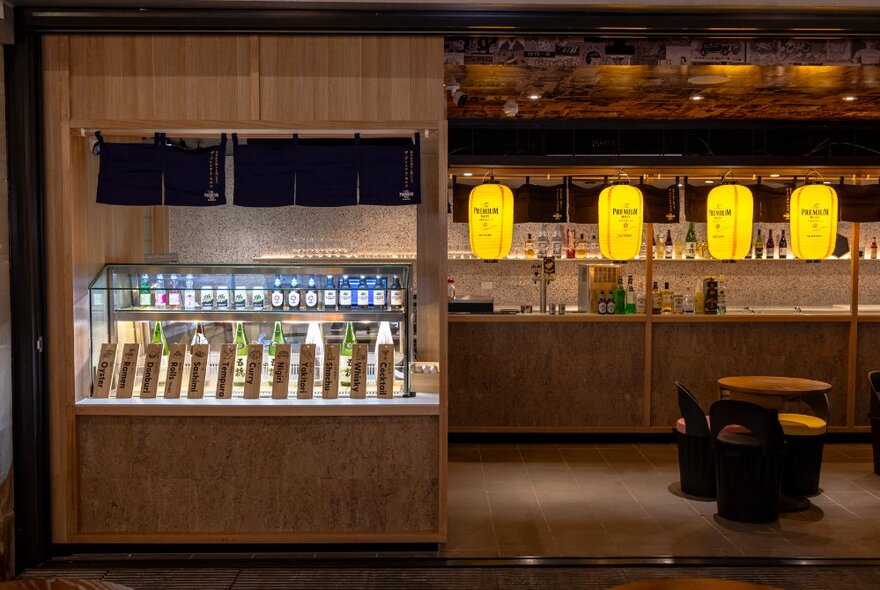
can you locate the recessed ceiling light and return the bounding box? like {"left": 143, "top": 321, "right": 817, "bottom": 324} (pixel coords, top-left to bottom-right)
{"left": 462, "top": 172, "right": 473, "bottom": 177}
{"left": 704, "top": 179, "right": 714, "bottom": 184}
{"left": 688, "top": 75, "right": 731, "bottom": 86}
{"left": 690, "top": 94, "right": 705, "bottom": 101}
{"left": 528, "top": 94, "right": 541, "bottom": 100}
{"left": 823, "top": 181, "right": 832, "bottom": 184}
{"left": 769, "top": 173, "right": 781, "bottom": 178}
{"left": 843, "top": 95, "right": 857, "bottom": 102}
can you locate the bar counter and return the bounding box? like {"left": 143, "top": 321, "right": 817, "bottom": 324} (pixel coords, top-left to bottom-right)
{"left": 449, "top": 312, "right": 872, "bottom": 433}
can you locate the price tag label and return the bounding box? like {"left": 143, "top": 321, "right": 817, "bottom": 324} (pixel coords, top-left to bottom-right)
{"left": 322, "top": 344, "right": 340, "bottom": 399}
{"left": 116, "top": 343, "right": 140, "bottom": 399}
{"left": 376, "top": 344, "right": 395, "bottom": 399}
{"left": 271, "top": 344, "right": 291, "bottom": 399}
{"left": 140, "top": 343, "right": 163, "bottom": 398}
{"left": 297, "top": 343, "right": 316, "bottom": 399}
{"left": 243, "top": 343, "right": 264, "bottom": 399}
{"left": 93, "top": 343, "right": 118, "bottom": 398}
{"left": 215, "top": 343, "right": 236, "bottom": 399}
{"left": 164, "top": 344, "right": 186, "bottom": 399}
{"left": 187, "top": 344, "right": 209, "bottom": 399}
{"left": 350, "top": 343, "right": 368, "bottom": 399}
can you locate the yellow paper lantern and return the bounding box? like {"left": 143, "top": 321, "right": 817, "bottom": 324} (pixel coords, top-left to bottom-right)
{"left": 468, "top": 183, "right": 514, "bottom": 260}
{"left": 706, "top": 183, "right": 754, "bottom": 260}
{"left": 598, "top": 184, "right": 644, "bottom": 260}
{"left": 790, "top": 183, "right": 838, "bottom": 260}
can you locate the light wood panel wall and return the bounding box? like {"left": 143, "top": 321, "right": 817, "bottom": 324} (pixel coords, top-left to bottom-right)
{"left": 43, "top": 33, "right": 447, "bottom": 543}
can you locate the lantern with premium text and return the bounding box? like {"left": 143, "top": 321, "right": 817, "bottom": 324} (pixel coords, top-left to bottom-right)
{"left": 790, "top": 183, "right": 838, "bottom": 260}
{"left": 468, "top": 182, "right": 514, "bottom": 261}
{"left": 706, "top": 183, "right": 754, "bottom": 260}
{"left": 598, "top": 183, "right": 644, "bottom": 260}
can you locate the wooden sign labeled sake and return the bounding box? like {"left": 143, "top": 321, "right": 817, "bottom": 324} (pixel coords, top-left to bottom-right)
{"left": 349, "top": 343, "right": 369, "bottom": 399}
{"left": 92, "top": 343, "right": 118, "bottom": 398}
{"left": 163, "top": 344, "right": 186, "bottom": 399}
{"left": 215, "top": 343, "right": 236, "bottom": 399}
{"left": 296, "top": 344, "right": 316, "bottom": 399}
{"left": 115, "top": 343, "right": 140, "bottom": 399}
{"left": 321, "top": 344, "right": 340, "bottom": 399}
{"left": 271, "top": 344, "right": 292, "bottom": 399}
{"left": 243, "top": 343, "right": 264, "bottom": 400}
{"left": 140, "top": 343, "right": 163, "bottom": 399}
{"left": 376, "top": 344, "right": 395, "bottom": 399}
{"left": 187, "top": 344, "right": 209, "bottom": 399}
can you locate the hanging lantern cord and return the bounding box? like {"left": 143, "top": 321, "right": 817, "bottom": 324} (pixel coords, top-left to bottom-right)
{"left": 721, "top": 169, "right": 733, "bottom": 184}
{"left": 483, "top": 170, "right": 496, "bottom": 184}
{"left": 805, "top": 169, "right": 824, "bottom": 184}
{"left": 616, "top": 169, "right": 630, "bottom": 184}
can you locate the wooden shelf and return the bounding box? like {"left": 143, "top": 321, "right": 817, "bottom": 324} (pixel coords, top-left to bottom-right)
{"left": 449, "top": 313, "right": 646, "bottom": 323}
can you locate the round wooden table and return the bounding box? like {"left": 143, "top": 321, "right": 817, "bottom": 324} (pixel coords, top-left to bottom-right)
{"left": 611, "top": 579, "right": 781, "bottom": 590}
{"left": 717, "top": 375, "right": 832, "bottom": 411}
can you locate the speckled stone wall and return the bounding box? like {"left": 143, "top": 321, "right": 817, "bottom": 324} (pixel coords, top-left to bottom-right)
{"left": 77, "top": 415, "right": 439, "bottom": 536}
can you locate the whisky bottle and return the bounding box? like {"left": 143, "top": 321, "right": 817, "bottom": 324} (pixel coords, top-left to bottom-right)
{"left": 524, "top": 233, "right": 536, "bottom": 258}
{"left": 339, "top": 322, "right": 357, "bottom": 389}
{"left": 766, "top": 230, "right": 775, "bottom": 260}
{"left": 323, "top": 275, "right": 337, "bottom": 310}
{"left": 664, "top": 230, "right": 674, "bottom": 259}
{"left": 871, "top": 237, "right": 878, "bottom": 260}
{"left": 575, "top": 234, "right": 587, "bottom": 259}
{"left": 673, "top": 292, "right": 684, "bottom": 315}
{"left": 598, "top": 291, "right": 607, "bottom": 314}
{"left": 271, "top": 277, "right": 285, "bottom": 310}
{"left": 754, "top": 229, "right": 764, "bottom": 259}
{"left": 233, "top": 321, "right": 248, "bottom": 388}
{"left": 651, "top": 281, "right": 661, "bottom": 315}
{"left": 685, "top": 222, "right": 697, "bottom": 259}
{"left": 778, "top": 230, "right": 788, "bottom": 259}
{"left": 661, "top": 282, "right": 674, "bottom": 314}
{"left": 717, "top": 275, "right": 728, "bottom": 315}
{"left": 625, "top": 275, "right": 636, "bottom": 315}
{"left": 614, "top": 277, "right": 626, "bottom": 316}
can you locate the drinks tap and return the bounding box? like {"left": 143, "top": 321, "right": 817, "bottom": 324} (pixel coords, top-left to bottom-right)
{"left": 531, "top": 258, "right": 555, "bottom": 314}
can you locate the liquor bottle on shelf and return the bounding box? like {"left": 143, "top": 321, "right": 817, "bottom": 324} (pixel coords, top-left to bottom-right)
{"left": 766, "top": 230, "right": 775, "bottom": 260}
{"left": 717, "top": 275, "right": 728, "bottom": 315}
{"left": 338, "top": 275, "right": 353, "bottom": 309}
{"left": 268, "top": 320, "right": 285, "bottom": 362}
{"left": 288, "top": 276, "right": 301, "bottom": 310}
{"left": 536, "top": 225, "right": 549, "bottom": 258}
{"left": 252, "top": 285, "right": 265, "bottom": 310}
{"left": 233, "top": 321, "right": 248, "bottom": 388}
{"left": 183, "top": 274, "right": 197, "bottom": 311}
{"left": 778, "top": 230, "right": 788, "bottom": 259}
{"left": 339, "top": 322, "right": 357, "bottom": 389}
{"left": 614, "top": 277, "right": 626, "bottom": 316}
{"left": 200, "top": 285, "right": 215, "bottom": 310}
{"left": 625, "top": 275, "right": 636, "bottom": 315}
{"left": 356, "top": 275, "right": 370, "bottom": 308}
{"left": 190, "top": 322, "right": 208, "bottom": 347}
{"left": 694, "top": 279, "right": 706, "bottom": 314}
{"left": 871, "top": 237, "right": 879, "bottom": 260}
{"left": 168, "top": 274, "right": 182, "bottom": 308}
{"left": 305, "top": 322, "right": 324, "bottom": 385}
{"left": 638, "top": 230, "right": 647, "bottom": 260}
{"left": 551, "top": 225, "right": 564, "bottom": 258}
{"left": 674, "top": 233, "right": 684, "bottom": 260}
{"left": 365, "top": 276, "right": 378, "bottom": 307}
{"left": 234, "top": 285, "right": 248, "bottom": 309}
{"left": 216, "top": 285, "right": 230, "bottom": 309}
{"left": 389, "top": 275, "right": 405, "bottom": 310}
{"left": 661, "top": 282, "right": 674, "bottom": 314}
{"left": 323, "top": 275, "right": 337, "bottom": 310}
{"left": 305, "top": 275, "right": 319, "bottom": 309}
{"left": 373, "top": 276, "right": 387, "bottom": 309}
{"left": 566, "top": 227, "right": 576, "bottom": 259}
{"left": 139, "top": 273, "right": 152, "bottom": 307}
{"left": 664, "top": 230, "right": 674, "bottom": 259}
{"left": 651, "top": 281, "right": 661, "bottom": 315}
{"left": 588, "top": 234, "right": 599, "bottom": 259}
{"left": 524, "top": 233, "right": 536, "bottom": 258}
{"left": 683, "top": 291, "right": 695, "bottom": 314}
{"left": 685, "top": 222, "right": 697, "bottom": 259}
{"left": 374, "top": 320, "right": 394, "bottom": 364}
{"left": 575, "top": 234, "right": 588, "bottom": 259}
{"left": 151, "top": 321, "right": 170, "bottom": 355}
{"left": 602, "top": 290, "right": 612, "bottom": 314}
{"left": 636, "top": 283, "right": 647, "bottom": 314}
{"left": 154, "top": 274, "right": 167, "bottom": 308}
{"left": 599, "top": 291, "right": 614, "bottom": 315}
{"left": 673, "top": 292, "right": 684, "bottom": 315}
{"left": 754, "top": 229, "right": 764, "bottom": 259}
{"left": 271, "top": 277, "right": 285, "bottom": 310}
{"left": 652, "top": 231, "right": 658, "bottom": 259}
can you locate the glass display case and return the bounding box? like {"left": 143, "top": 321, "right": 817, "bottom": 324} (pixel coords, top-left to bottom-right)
{"left": 88, "top": 263, "right": 413, "bottom": 400}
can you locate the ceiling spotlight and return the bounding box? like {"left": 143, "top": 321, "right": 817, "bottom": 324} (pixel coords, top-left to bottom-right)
{"left": 503, "top": 100, "right": 519, "bottom": 117}
{"left": 704, "top": 179, "right": 715, "bottom": 184}
{"left": 769, "top": 173, "right": 781, "bottom": 178}
{"left": 690, "top": 94, "right": 705, "bottom": 101}
{"left": 843, "top": 95, "right": 857, "bottom": 102}
{"left": 450, "top": 89, "right": 468, "bottom": 107}
{"left": 528, "top": 94, "right": 541, "bottom": 100}
{"left": 823, "top": 181, "right": 833, "bottom": 184}
{"left": 462, "top": 172, "right": 473, "bottom": 177}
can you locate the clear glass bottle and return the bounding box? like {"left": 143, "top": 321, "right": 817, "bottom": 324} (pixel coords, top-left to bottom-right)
{"left": 305, "top": 275, "right": 320, "bottom": 309}
{"left": 635, "top": 284, "right": 647, "bottom": 315}
{"left": 305, "top": 322, "right": 324, "bottom": 386}
{"left": 588, "top": 234, "right": 599, "bottom": 259}
{"left": 575, "top": 233, "right": 587, "bottom": 259}
{"left": 271, "top": 276, "right": 285, "bottom": 310}
{"left": 524, "top": 233, "right": 536, "bottom": 258}
{"left": 661, "top": 282, "right": 674, "bottom": 314}
{"left": 682, "top": 292, "right": 695, "bottom": 314}
{"left": 551, "top": 224, "right": 564, "bottom": 258}
{"left": 536, "top": 225, "right": 549, "bottom": 258}
{"left": 251, "top": 285, "right": 265, "bottom": 310}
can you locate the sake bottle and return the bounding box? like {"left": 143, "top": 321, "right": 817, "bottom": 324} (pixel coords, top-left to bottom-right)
{"left": 305, "top": 322, "right": 324, "bottom": 385}
{"left": 151, "top": 321, "right": 170, "bottom": 356}
{"left": 233, "top": 321, "right": 248, "bottom": 388}
{"left": 339, "top": 322, "right": 357, "bottom": 389}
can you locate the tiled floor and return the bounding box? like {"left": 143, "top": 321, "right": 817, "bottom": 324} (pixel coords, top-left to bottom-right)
{"left": 443, "top": 442, "right": 880, "bottom": 558}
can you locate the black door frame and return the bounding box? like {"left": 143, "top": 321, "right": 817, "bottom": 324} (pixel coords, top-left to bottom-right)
{"left": 6, "top": 4, "right": 880, "bottom": 573}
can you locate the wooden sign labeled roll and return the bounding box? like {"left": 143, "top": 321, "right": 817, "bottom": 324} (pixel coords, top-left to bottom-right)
{"left": 93, "top": 343, "right": 118, "bottom": 398}
{"left": 243, "top": 343, "right": 264, "bottom": 399}
{"left": 297, "top": 343, "right": 316, "bottom": 399}
{"left": 164, "top": 343, "right": 186, "bottom": 399}
{"left": 349, "top": 343, "right": 368, "bottom": 399}
{"left": 187, "top": 344, "right": 209, "bottom": 399}
{"left": 271, "top": 344, "right": 292, "bottom": 399}
{"left": 116, "top": 343, "right": 140, "bottom": 399}
{"left": 140, "top": 343, "right": 163, "bottom": 399}
{"left": 215, "top": 343, "right": 236, "bottom": 399}
{"left": 376, "top": 344, "right": 395, "bottom": 399}
{"left": 322, "top": 344, "right": 340, "bottom": 399}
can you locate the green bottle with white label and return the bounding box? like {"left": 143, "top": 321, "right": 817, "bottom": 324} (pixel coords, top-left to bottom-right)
{"left": 233, "top": 321, "right": 248, "bottom": 388}
{"left": 685, "top": 222, "right": 697, "bottom": 259}
{"left": 339, "top": 322, "right": 357, "bottom": 389}
{"left": 151, "top": 321, "right": 170, "bottom": 356}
